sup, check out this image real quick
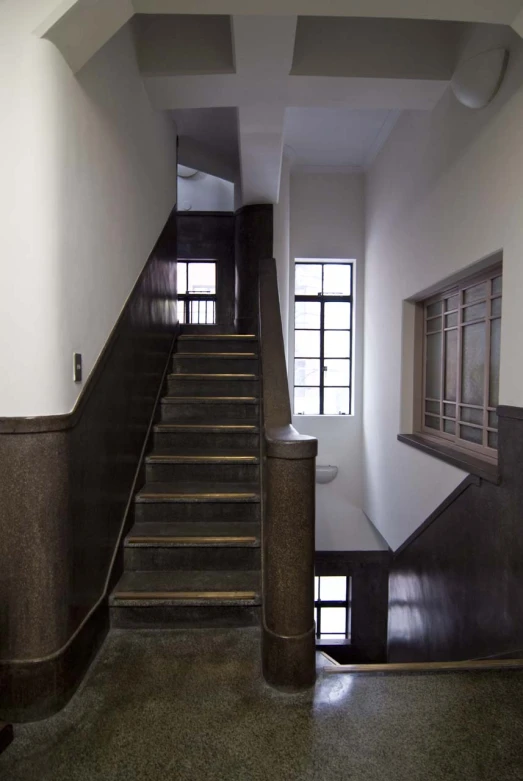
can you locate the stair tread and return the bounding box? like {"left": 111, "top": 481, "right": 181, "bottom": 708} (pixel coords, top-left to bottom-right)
{"left": 111, "top": 570, "right": 261, "bottom": 605}
{"left": 173, "top": 352, "right": 258, "bottom": 358}
{"left": 136, "top": 482, "right": 261, "bottom": 502}
{"left": 178, "top": 335, "right": 257, "bottom": 341}
{"left": 146, "top": 449, "right": 260, "bottom": 464}
{"left": 167, "top": 373, "right": 259, "bottom": 380}
{"left": 161, "top": 396, "right": 259, "bottom": 403}
{"left": 154, "top": 421, "right": 259, "bottom": 432}
{"left": 126, "top": 521, "right": 260, "bottom": 546}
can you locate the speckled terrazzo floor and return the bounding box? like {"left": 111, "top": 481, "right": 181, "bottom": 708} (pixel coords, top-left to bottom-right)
{"left": 2, "top": 628, "right": 523, "bottom": 781}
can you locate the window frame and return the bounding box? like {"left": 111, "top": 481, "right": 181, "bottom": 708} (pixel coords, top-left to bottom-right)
{"left": 418, "top": 263, "right": 502, "bottom": 463}
{"left": 177, "top": 259, "right": 217, "bottom": 325}
{"left": 314, "top": 575, "right": 352, "bottom": 643}
{"left": 293, "top": 260, "right": 354, "bottom": 416}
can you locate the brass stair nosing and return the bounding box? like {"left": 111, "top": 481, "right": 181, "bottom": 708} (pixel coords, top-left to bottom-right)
{"left": 156, "top": 424, "right": 258, "bottom": 430}
{"left": 127, "top": 536, "right": 258, "bottom": 545}
{"left": 138, "top": 492, "right": 259, "bottom": 500}
{"left": 324, "top": 658, "right": 523, "bottom": 675}
{"left": 114, "top": 590, "right": 257, "bottom": 601}
{"left": 147, "top": 455, "right": 259, "bottom": 463}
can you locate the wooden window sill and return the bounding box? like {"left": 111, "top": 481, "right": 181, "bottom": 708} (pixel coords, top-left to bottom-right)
{"left": 397, "top": 433, "right": 500, "bottom": 485}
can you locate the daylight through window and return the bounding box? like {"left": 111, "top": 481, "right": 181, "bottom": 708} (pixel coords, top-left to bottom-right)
{"left": 294, "top": 260, "right": 353, "bottom": 415}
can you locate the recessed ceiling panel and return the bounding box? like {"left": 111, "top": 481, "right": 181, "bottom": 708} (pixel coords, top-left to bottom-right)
{"left": 133, "top": 14, "right": 234, "bottom": 76}
{"left": 284, "top": 107, "right": 399, "bottom": 167}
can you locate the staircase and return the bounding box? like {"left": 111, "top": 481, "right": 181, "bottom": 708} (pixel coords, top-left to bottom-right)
{"left": 110, "top": 328, "right": 262, "bottom": 629}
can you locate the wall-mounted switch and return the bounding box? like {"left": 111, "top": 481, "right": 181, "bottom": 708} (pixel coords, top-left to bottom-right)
{"left": 73, "top": 353, "right": 82, "bottom": 383}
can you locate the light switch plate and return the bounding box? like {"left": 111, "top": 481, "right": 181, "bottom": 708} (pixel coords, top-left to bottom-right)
{"left": 73, "top": 353, "right": 82, "bottom": 383}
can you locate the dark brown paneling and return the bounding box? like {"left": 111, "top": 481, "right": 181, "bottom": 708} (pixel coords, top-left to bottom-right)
{"left": 235, "top": 205, "right": 273, "bottom": 334}
{"left": 389, "top": 408, "right": 523, "bottom": 662}
{"left": 316, "top": 551, "right": 391, "bottom": 663}
{"left": 176, "top": 212, "right": 235, "bottom": 326}
{"left": 0, "top": 211, "right": 178, "bottom": 721}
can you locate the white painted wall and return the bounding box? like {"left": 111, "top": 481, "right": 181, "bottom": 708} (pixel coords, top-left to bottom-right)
{"left": 364, "top": 26, "right": 523, "bottom": 551}
{"left": 0, "top": 5, "right": 178, "bottom": 417}
{"left": 273, "top": 153, "right": 292, "bottom": 355}
{"left": 177, "top": 171, "right": 234, "bottom": 212}
{"left": 289, "top": 171, "right": 387, "bottom": 551}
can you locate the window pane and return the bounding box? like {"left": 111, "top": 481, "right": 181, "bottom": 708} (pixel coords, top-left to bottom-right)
{"left": 460, "top": 424, "right": 483, "bottom": 445}
{"left": 492, "top": 276, "right": 502, "bottom": 295}
{"left": 444, "top": 420, "right": 455, "bottom": 434}
{"left": 462, "top": 322, "right": 485, "bottom": 406}
{"left": 444, "top": 330, "right": 458, "bottom": 402}
{"left": 324, "top": 302, "right": 351, "bottom": 329}
{"left": 178, "top": 262, "right": 187, "bottom": 295}
{"left": 295, "top": 264, "right": 322, "bottom": 295}
{"left": 294, "top": 387, "right": 320, "bottom": 415}
{"left": 488, "top": 431, "right": 498, "bottom": 449}
{"left": 319, "top": 576, "right": 347, "bottom": 601}
{"left": 426, "top": 332, "right": 442, "bottom": 399}
{"left": 425, "top": 400, "right": 439, "bottom": 414}
{"left": 445, "top": 294, "right": 459, "bottom": 311}
{"left": 464, "top": 282, "right": 487, "bottom": 303}
{"left": 445, "top": 313, "right": 458, "bottom": 328}
{"left": 324, "top": 359, "right": 350, "bottom": 386}
{"left": 425, "top": 415, "right": 440, "bottom": 430}
{"left": 489, "top": 410, "right": 498, "bottom": 429}
{"left": 460, "top": 407, "right": 483, "bottom": 425}
{"left": 444, "top": 403, "right": 456, "bottom": 418}
{"left": 320, "top": 608, "right": 347, "bottom": 634}
{"left": 463, "top": 302, "right": 486, "bottom": 322}
{"left": 324, "top": 330, "right": 351, "bottom": 358}
{"left": 427, "top": 301, "right": 442, "bottom": 317}
{"left": 489, "top": 318, "right": 501, "bottom": 408}
{"left": 492, "top": 297, "right": 502, "bottom": 317}
{"left": 295, "top": 301, "right": 320, "bottom": 329}
{"left": 188, "top": 262, "right": 215, "bottom": 294}
{"left": 314, "top": 577, "right": 319, "bottom": 601}
{"left": 323, "top": 265, "right": 351, "bottom": 296}
{"left": 295, "top": 330, "right": 320, "bottom": 358}
{"left": 324, "top": 388, "right": 350, "bottom": 415}
{"left": 294, "top": 359, "right": 320, "bottom": 386}
{"left": 427, "top": 316, "right": 442, "bottom": 333}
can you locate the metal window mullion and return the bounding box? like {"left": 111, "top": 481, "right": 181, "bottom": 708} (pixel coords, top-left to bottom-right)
{"left": 455, "top": 290, "right": 464, "bottom": 447}
{"left": 320, "top": 299, "right": 325, "bottom": 414}
{"left": 483, "top": 282, "right": 493, "bottom": 447}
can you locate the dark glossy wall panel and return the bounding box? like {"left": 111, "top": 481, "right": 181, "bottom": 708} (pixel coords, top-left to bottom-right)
{"left": 235, "top": 205, "right": 273, "bottom": 334}
{"left": 177, "top": 212, "right": 235, "bottom": 326}
{"left": 0, "top": 211, "right": 178, "bottom": 720}
{"left": 389, "top": 408, "right": 523, "bottom": 663}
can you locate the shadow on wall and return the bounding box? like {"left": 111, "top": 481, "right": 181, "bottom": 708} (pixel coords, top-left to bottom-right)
{"left": 177, "top": 167, "right": 234, "bottom": 212}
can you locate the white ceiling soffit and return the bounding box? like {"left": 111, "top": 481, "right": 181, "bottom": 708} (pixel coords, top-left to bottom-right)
{"left": 284, "top": 108, "right": 401, "bottom": 168}
{"left": 173, "top": 107, "right": 239, "bottom": 181}
{"left": 37, "top": 0, "right": 523, "bottom": 74}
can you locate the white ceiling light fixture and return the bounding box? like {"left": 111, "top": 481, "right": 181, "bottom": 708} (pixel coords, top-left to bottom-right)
{"left": 177, "top": 165, "right": 199, "bottom": 178}
{"left": 451, "top": 48, "right": 509, "bottom": 110}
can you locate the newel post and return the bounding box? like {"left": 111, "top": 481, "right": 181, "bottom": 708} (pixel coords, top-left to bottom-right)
{"left": 262, "top": 435, "right": 317, "bottom": 688}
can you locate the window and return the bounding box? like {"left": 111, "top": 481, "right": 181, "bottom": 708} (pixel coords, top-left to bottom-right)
{"left": 178, "top": 260, "right": 216, "bottom": 324}
{"left": 314, "top": 576, "right": 351, "bottom": 641}
{"left": 294, "top": 260, "right": 353, "bottom": 415}
{"left": 420, "top": 265, "right": 502, "bottom": 460}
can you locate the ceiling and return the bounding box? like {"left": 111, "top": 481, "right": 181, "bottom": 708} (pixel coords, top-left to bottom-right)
{"left": 284, "top": 108, "right": 400, "bottom": 168}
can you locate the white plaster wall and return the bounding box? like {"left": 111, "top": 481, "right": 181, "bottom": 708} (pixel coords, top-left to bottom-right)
{"left": 363, "top": 26, "right": 523, "bottom": 551}
{"left": 273, "top": 153, "right": 292, "bottom": 356}
{"left": 290, "top": 171, "right": 387, "bottom": 551}
{"left": 178, "top": 172, "right": 234, "bottom": 212}
{"left": 0, "top": 5, "right": 178, "bottom": 417}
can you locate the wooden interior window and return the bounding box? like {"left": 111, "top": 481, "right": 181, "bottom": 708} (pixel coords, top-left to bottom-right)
{"left": 420, "top": 265, "right": 502, "bottom": 462}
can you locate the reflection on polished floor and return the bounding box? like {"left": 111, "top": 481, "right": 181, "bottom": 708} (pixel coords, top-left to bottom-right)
{"left": 2, "top": 628, "right": 523, "bottom": 781}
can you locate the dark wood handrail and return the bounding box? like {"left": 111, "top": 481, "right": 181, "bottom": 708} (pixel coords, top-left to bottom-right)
{"left": 258, "top": 257, "right": 317, "bottom": 689}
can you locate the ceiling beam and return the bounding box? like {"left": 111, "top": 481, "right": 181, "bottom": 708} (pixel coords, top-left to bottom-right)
{"left": 238, "top": 105, "right": 286, "bottom": 205}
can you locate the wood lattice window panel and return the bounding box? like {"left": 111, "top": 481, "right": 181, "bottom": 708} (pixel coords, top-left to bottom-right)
{"left": 421, "top": 265, "right": 502, "bottom": 461}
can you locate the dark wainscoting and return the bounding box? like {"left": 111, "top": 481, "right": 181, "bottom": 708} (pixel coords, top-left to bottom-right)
{"left": 0, "top": 211, "right": 179, "bottom": 722}
{"left": 315, "top": 551, "right": 391, "bottom": 664}
{"left": 234, "top": 205, "right": 273, "bottom": 334}
{"left": 389, "top": 406, "right": 523, "bottom": 663}
{"left": 176, "top": 212, "right": 235, "bottom": 327}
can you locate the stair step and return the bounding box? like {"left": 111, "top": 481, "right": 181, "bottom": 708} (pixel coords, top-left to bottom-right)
{"left": 153, "top": 421, "right": 260, "bottom": 451}
{"left": 124, "top": 520, "right": 261, "bottom": 570}
{"left": 134, "top": 482, "right": 261, "bottom": 524}
{"left": 110, "top": 570, "right": 261, "bottom": 606}
{"left": 177, "top": 335, "right": 258, "bottom": 354}
{"left": 136, "top": 482, "right": 260, "bottom": 503}
{"left": 145, "top": 449, "right": 260, "bottom": 483}
{"left": 126, "top": 521, "right": 261, "bottom": 546}
{"left": 160, "top": 396, "right": 259, "bottom": 422}
{"left": 166, "top": 373, "right": 259, "bottom": 396}
{"left": 172, "top": 354, "right": 259, "bottom": 373}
